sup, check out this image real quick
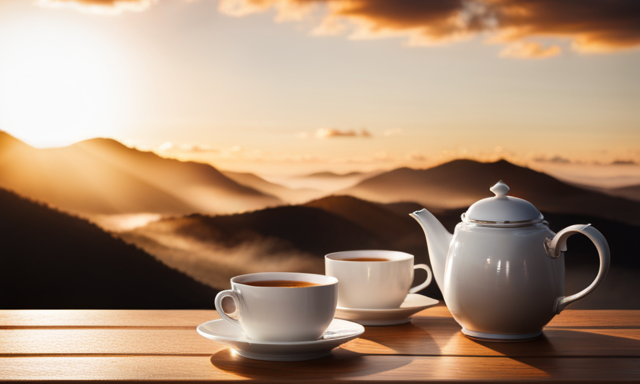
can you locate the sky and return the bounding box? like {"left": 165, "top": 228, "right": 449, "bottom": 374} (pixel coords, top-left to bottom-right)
{"left": 0, "top": 0, "right": 639, "bottom": 176}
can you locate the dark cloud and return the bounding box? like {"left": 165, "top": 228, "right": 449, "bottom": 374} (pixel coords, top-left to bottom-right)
{"left": 490, "top": 0, "right": 640, "bottom": 53}
{"left": 39, "top": 0, "right": 640, "bottom": 56}
{"left": 221, "top": 0, "right": 640, "bottom": 56}
{"left": 316, "top": 0, "right": 486, "bottom": 42}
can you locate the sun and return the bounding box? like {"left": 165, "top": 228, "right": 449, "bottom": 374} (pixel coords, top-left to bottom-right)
{"left": 0, "top": 17, "right": 129, "bottom": 148}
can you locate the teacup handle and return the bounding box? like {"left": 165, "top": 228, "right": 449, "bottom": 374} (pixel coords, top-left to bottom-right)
{"left": 545, "top": 224, "right": 610, "bottom": 314}
{"left": 214, "top": 290, "right": 243, "bottom": 331}
{"left": 409, "top": 264, "right": 433, "bottom": 294}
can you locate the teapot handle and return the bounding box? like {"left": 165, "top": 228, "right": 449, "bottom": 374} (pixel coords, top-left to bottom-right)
{"left": 545, "top": 224, "right": 610, "bottom": 314}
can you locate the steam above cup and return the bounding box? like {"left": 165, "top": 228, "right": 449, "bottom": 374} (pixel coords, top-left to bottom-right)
{"left": 214, "top": 272, "right": 338, "bottom": 342}
{"left": 325, "top": 250, "right": 432, "bottom": 309}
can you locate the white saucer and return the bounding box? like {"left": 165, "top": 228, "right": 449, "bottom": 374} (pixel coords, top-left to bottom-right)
{"left": 335, "top": 293, "right": 439, "bottom": 326}
{"left": 197, "top": 318, "right": 364, "bottom": 361}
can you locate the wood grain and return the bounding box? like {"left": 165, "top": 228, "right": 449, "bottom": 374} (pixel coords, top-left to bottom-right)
{"left": 3, "top": 325, "right": 640, "bottom": 357}
{"left": 0, "top": 310, "right": 215, "bottom": 328}
{"left": 1, "top": 353, "right": 639, "bottom": 382}
{"left": 2, "top": 307, "right": 637, "bottom": 328}
{"left": 1, "top": 309, "right": 640, "bottom": 383}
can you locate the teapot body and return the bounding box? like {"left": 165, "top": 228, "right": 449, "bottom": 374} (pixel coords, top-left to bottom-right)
{"left": 411, "top": 181, "right": 610, "bottom": 341}
{"left": 445, "top": 222, "right": 562, "bottom": 339}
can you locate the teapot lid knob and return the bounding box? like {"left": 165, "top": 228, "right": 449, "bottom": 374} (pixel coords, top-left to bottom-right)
{"left": 490, "top": 180, "right": 510, "bottom": 198}
{"left": 465, "top": 180, "right": 542, "bottom": 224}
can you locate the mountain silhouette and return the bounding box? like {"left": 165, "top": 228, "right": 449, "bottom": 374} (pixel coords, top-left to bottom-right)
{"left": 269, "top": 169, "right": 380, "bottom": 193}
{"left": 0, "top": 187, "right": 216, "bottom": 309}
{"left": 303, "top": 171, "right": 366, "bottom": 178}
{"left": 223, "top": 170, "right": 322, "bottom": 203}
{"left": 342, "top": 159, "right": 640, "bottom": 226}
{"left": 304, "top": 195, "right": 424, "bottom": 250}
{"left": 0, "top": 132, "right": 280, "bottom": 216}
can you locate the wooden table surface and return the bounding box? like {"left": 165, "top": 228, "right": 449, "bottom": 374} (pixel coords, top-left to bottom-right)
{"left": 1, "top": 306, "right": 639, "bottom": 383}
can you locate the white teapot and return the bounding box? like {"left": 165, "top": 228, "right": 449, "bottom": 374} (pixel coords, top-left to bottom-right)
{"left": 410, "top": 181, "right": 610, "bottom": 341}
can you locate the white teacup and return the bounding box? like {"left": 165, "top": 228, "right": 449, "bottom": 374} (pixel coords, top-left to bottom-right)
{"left": 214, "top": 272, "right": 338, "bottom": 342}
{"left": 325, "top": 250, "right": 432, "bottom": 309}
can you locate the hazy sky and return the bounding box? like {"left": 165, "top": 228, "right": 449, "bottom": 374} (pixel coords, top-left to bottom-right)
{"left": 0, "top": 0, "right": 639, "bottom": 174}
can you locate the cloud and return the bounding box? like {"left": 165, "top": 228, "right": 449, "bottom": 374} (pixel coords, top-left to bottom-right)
{"left": 315, "top": 127, "right": 372, "bottom": 138}
{"left": 37, "top": 0, "right": 153, "bottom": 14}
{"left": 383, "top": 128, "right": 403, "bottom": 136}
{"left": 533, "top": 155, "right": 572, "bottom": 164}
{"left": 491, "top": 0, "right": 640, "bottom": 54}
{"left": 499, "top": 41, "right": 561, "bottom": 59}
{"left": 39, "top": 0, "right": 640, "bottom": 57}
{"left": 157, "top": 141, "right": 218, "bottom": 153}
{"left": 405, "top": 151, "right": 427, "bottom": 161}
{"left": 217, "top": 0, "right": 640, "bottom": 57}
{"left": 611, "top": 159, "right": 638, "bottom": 165}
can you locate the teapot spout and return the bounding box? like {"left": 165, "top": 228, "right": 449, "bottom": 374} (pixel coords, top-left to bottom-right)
{"left": 410, "top": 209, "right": 453, "bottom": 292}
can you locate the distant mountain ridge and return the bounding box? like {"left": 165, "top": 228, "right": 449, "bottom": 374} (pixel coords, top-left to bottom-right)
{"left": 0, "top": 187, "right": 216, "bottom": 309}
{"left": 342, "top": 159, "right": 640, "bottom": 226}
{"left": 0, "top": 132, "right": 280, "bottom": 216}
{"left": 223, "top": 170, "right": 322, "bottom": 203}
{"left": 303, "top": 171, "right": 366, "bottom": 178}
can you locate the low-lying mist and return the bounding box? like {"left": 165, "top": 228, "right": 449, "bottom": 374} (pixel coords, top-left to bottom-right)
{"left": 119, "top": 227, "right": 323, "bottom": 290}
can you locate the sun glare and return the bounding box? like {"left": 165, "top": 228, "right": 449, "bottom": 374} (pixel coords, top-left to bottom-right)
{"left": 0, "top": 18, "right": 128, "bottom": 148}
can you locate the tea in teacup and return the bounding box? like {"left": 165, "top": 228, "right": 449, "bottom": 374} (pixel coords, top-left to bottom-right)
{"left": 243, "top": 280, "right": 323, "bottom": 288}
{"left": 215, "top": 272, "right": 338, "bottom": 342}
{"left": 325, "top": 250, "right": 432, "bottom": 309}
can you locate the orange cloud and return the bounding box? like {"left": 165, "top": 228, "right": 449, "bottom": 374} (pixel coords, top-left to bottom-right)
{"left": 315, "top": 128, "right": 372, "bottom": 138}
{"left": 37, "top": 0, "right": 640, "bottom": 56}
{"left": 499, "top": 41, "right": 561, "bottom": 59}
{"left": 156, "top": 141, "right": 219, "bottom": 153}
{"left": 405, "top": 151, "right": 427, "bottom": 162}
{"left": 218, "top": 0, "right": 640, "bottom": 56}
{"left": 383, "top": 128, "right": 403, "bottom": 136}
{"left": 491, "top": 0, "right": 640, "bottom": 53}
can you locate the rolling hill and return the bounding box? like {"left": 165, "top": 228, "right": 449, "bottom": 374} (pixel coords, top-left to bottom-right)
{"left": 341, "top": 159, "right": 640, "bottom": 226}
{"left": 304, "top": 195, "right": 424, "bottom": 250}
{"left": 0, "top": 187, "right": 216, "bottom": 309}
{"left": 0, "top": 132, "right": 280, "bottom": 216}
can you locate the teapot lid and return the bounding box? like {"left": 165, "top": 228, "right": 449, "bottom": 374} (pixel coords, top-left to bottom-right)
{"left": 462, "top": 181, "right": 543, "bottom": 227}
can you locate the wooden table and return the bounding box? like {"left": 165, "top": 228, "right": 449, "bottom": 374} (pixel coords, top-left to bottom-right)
{"left": 1, "top": 306, "right": 639, "bottom": 383}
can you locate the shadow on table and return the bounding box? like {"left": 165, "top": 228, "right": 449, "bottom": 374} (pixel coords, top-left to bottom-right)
{"left": 349, "top": 321, "right": 441, "bottom": 355}
{"left": 210, "top": 348, "right": 413, "bottom": 380}
{"left": 470, "top": 329, "right": 640, "bottom": 377}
